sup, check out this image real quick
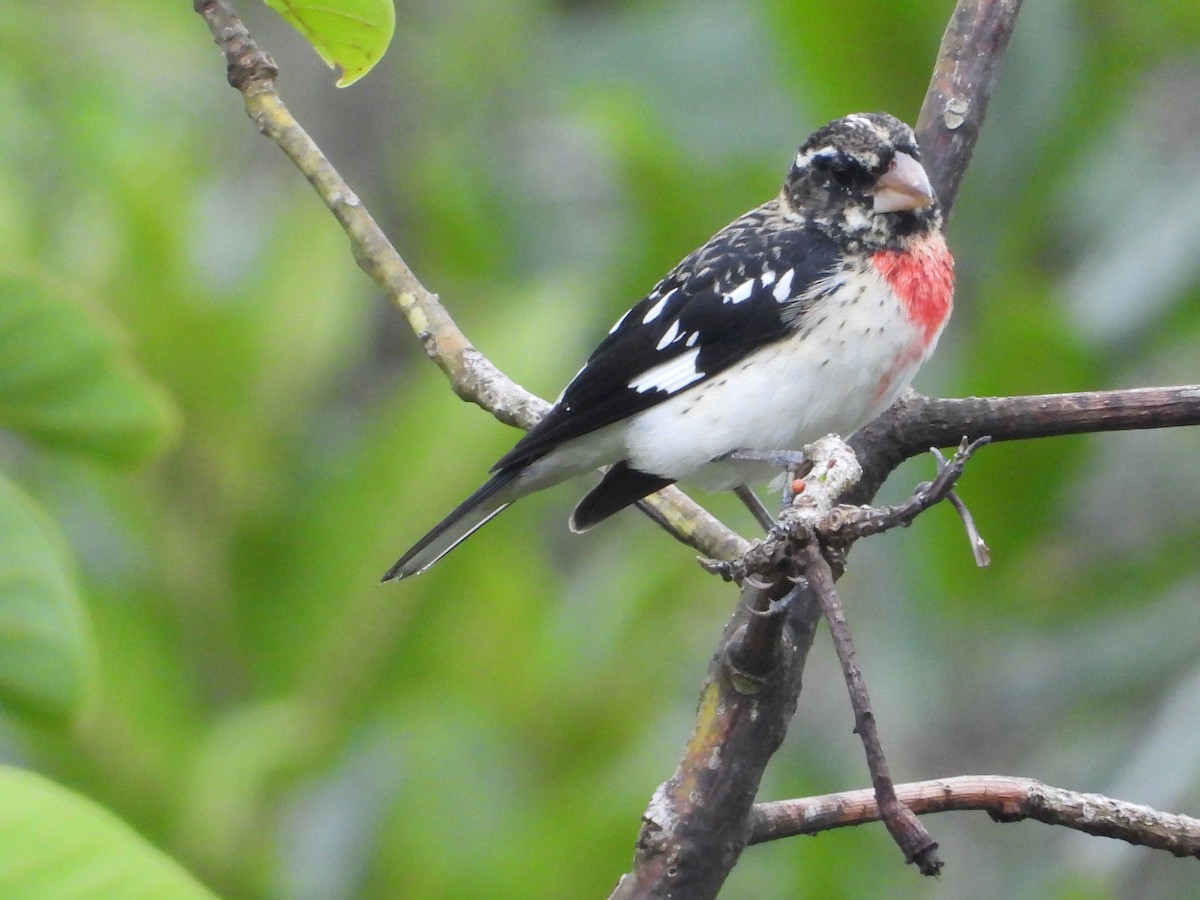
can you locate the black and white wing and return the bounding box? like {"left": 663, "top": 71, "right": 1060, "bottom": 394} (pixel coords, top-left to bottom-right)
{"left": 493, "top": 211, "right": 843, "bottom": 472}
{"left": 384, "top": 208, "right": 843, "bottom": 579}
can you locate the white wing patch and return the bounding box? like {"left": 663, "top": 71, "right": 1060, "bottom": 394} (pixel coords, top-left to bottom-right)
{"left": 723, "top": 278, "right": 755, "bottom": 305}
{"left": 760, "top": 270, "right": 777, "bottom": 287}
{"left": 655, "top": 319, "right": 681, "bottom": 350}
{"left": 772, "top": 269, "right": 795, "bottom": 302}
{"left": 628, "top": 348, "right": 704, "bottom": 394}
{"left": 641, "top": 287, "right": 677, "bottom": 324}
{"left": 608, "top": 308, "right": 630, "bottom": 335}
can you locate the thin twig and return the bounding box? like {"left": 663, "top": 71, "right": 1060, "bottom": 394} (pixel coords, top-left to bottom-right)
{"left": 733, "top": 485, "right": 776, "bottom": 532}
{"left": 192, "top": 0, "right": 540, "bottom": 427}
{"left": 819, "top": 437, "right": 989, "bottom": 548}
{"left": 946, "top": 490, "right": 991, "bottom": 566}
{"left": 798, "top": 541, "right": 942, "bottom": 875}
{"left": 749, "top": 775, "right": 1200, "bottom": 858}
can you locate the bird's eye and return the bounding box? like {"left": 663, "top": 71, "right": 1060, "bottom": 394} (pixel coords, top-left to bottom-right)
{"left": 828, "top": 162, "right": 857, "bottom": 187}
{"left": 813, "top": 153, "right": 861, "bottom": 189}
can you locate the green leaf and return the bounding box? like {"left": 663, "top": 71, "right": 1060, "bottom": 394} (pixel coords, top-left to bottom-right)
{"left": 263, "top": 0, "right": 395, "bottom": 87}
{"left": 0, "top": 473, "right": 91, "bottom": 725}
{"left": 0, "top": 274, "right": 176, "bottom": 465}
{"left": 0, "top": 766, "right": 220, "bottom": 899}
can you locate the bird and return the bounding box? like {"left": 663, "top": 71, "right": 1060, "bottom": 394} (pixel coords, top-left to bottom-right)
{"left": 383, "top": 112, "right": 954, "bottom": 581}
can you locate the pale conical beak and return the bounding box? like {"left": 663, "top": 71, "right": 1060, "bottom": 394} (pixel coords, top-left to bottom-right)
{"left": 872, "top": 151, "right": 935, "bottom": 213}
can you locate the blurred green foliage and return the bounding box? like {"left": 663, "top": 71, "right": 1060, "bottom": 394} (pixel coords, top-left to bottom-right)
{"left": 0, "top": 765, "right": 219, "bottom": 899}
{"left": 1, "top": 0, "right": 1199, "bottom": 897}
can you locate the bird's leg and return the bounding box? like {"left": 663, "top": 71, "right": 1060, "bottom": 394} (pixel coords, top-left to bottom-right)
{"left": 723, "top": 449, "right": 809, "bottom": 470}
{"left": 722, "top": 449, "right": 815, "bottom": 523}
{"left": 732, "top": 485, "right": 776, "bottom": 532}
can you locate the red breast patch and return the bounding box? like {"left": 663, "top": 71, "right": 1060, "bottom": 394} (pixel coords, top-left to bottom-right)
{"left": 871, "top": 232, "right": 955, "bottom": 343}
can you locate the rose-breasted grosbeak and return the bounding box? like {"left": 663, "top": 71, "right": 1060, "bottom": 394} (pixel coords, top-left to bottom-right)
{"left": 384, "top": 112, "right": 953, "bottom": 580}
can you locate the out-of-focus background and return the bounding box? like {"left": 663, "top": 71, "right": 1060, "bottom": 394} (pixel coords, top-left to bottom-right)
{"left": 3, "top": 0, "right": 1200, "bottom": 897}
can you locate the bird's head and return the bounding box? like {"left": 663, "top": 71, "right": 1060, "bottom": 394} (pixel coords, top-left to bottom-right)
{"left": 783, "top": 113, "right": 941, "bottom": 250}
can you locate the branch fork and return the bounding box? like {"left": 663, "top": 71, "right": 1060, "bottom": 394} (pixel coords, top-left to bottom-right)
{"left": 704, "top": 434, "right": 989, "bottom": 588}
{"left": 700, "top": 435, "right": 990, "bottom": 875}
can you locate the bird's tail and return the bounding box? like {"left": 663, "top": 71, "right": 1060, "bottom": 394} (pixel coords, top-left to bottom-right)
{"left": 382, "top": 467, "right": 522, "bottom": 581}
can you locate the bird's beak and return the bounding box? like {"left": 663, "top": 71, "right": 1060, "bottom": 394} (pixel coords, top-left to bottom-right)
{"left": 872, "top": 151, "right": 935, "bottom": 213}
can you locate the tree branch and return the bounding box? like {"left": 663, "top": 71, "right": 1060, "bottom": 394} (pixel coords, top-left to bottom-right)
{"left": 800, "top": 540, "right": 942, "bottom": 874}
{"left": 749, "top": 776, "right": 1200, "bottom": 859}
{"left": 616, "top": 434, "right": 988, "bottom": 895}
{"left": 193, "top": 0, "right": 544, "bottom": 428}
{"left": 917, "top": 0, "right": 1025, "bottom": 216}
{"left": 848, "top": 385, "right": 1200, "bottom": 505}
{"left": 818, "top": 437, "right": 989, "bottom": 547}
{"left": 610, "top": 578, "right": 822, "bottom": 900}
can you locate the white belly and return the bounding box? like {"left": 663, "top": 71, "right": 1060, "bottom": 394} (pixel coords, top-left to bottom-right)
{"left": 623, "top": 269, "right": 938, "bottom": 488}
